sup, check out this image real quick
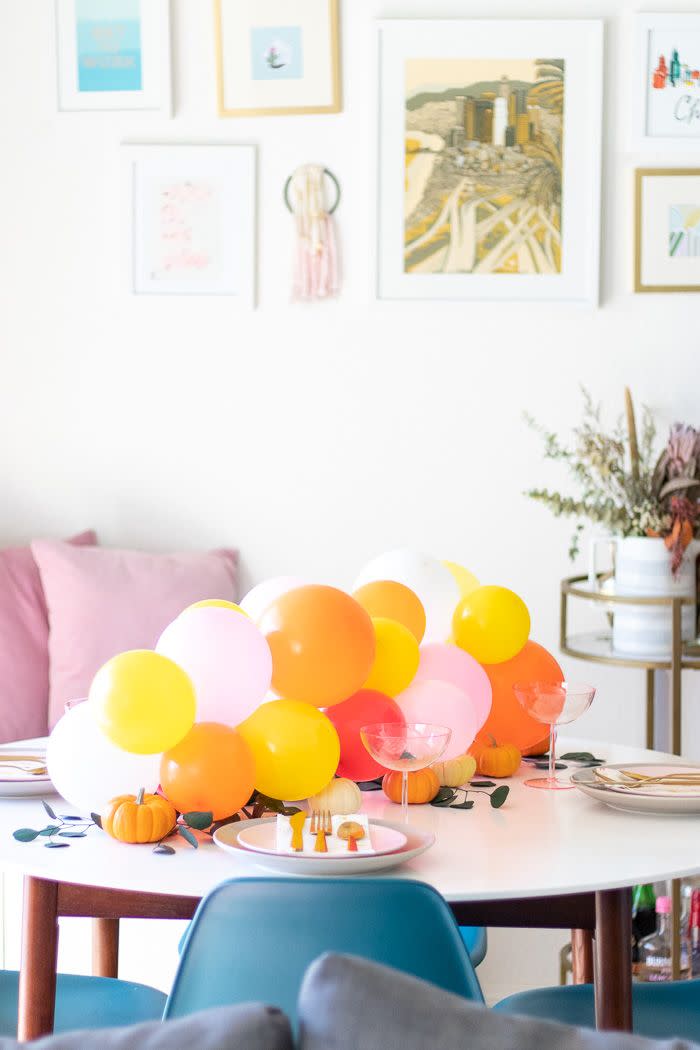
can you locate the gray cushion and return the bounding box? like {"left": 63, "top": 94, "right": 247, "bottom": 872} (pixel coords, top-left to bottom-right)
{"left": 3, "top": 1004, "right": 293, "bottom": 1050}
{"left": 298, "top": 953, "right": 700, "bottom": 1050}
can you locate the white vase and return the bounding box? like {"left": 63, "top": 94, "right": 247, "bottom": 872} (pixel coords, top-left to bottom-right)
{"left": 590, "top": 536, "right": 699, "bottom": 658}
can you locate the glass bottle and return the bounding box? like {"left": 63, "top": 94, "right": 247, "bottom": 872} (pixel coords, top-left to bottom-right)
{"left": 639, "top": 896, "right": 690, "bottom": 982}
{"left": 632, "top": 884, "right": 657, "bottom": 963}
{"left": 688, "top": 889, "right": 700, "bottom": 978}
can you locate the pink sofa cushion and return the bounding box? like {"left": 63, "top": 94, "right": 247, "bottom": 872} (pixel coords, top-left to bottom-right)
{"left": 31, "top": 540, "right": 239, "bottom": 729}
{"left": 0, "top": 530, "right": 96, "bottom": 744}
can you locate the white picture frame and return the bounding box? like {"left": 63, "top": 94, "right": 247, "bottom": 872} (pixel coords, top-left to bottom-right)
{"left": 55, "top": 0, "right": 172, "bottom": 114}
{"left": 123, "top": 144, "right": 257, "bottom": 304}
{"left": 376, "top": 19, "right": 603, "bottom": 306}
{"left": 634, "top": 14, "right": 700, "bottom": 150}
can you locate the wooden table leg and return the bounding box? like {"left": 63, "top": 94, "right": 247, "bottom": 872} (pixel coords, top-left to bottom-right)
{"left": 92, "top": 917, "right": 120, "bottom": 978}
{"left": 571, "top": 929, "right": 594, "bottom": 984}
{"left": 18, "top": 877, "right": 59, "bottom": 1041}
{"left": 594, "top": 887, "right": 632, "bottom": 1031}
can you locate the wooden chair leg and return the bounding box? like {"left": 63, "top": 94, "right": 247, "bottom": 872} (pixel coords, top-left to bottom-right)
{"left": 571, "top": 928, "right": 594, "bottom": 984}
{"left": 92, "top": 917, "right": 120, "bottom": 978}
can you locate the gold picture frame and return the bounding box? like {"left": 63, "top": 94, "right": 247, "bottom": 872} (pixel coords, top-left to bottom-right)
{"left": 214, "top": 0, "right": 341, "bottom": 117}
{"left": 635, "top": 167, "right": 700, "bottom": 293}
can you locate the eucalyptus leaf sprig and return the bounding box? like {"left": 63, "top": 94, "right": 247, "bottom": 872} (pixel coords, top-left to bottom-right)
{"left": 13, "top": 800, "right": 100, "bottom": 848}
{"left": 430, "top": 782, "right": 510, "bottom": 810}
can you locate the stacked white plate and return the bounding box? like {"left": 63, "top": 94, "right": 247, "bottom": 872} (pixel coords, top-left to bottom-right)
{"left": 213, "top": 816, "right": 435, "bottom": 874}
{"left": 0, "top": 750, "right": 51, "bottom": 798}
{"left": 571, "top": 763, "right": 700, "bottom": 815}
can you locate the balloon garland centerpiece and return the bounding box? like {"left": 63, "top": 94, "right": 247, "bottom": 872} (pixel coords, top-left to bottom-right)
{"left": 14, "top": 552, "right": 568, "bottom": 853}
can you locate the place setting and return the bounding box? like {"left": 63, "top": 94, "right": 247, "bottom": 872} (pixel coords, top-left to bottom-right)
{"left": 213, "top": 720, "right": 446, "bottom": 875}
{"left": 0, "top": 749, "right": 51, "bottom": 798}
{"left": 571, "top": 763, "right": 700, "bottom": 815}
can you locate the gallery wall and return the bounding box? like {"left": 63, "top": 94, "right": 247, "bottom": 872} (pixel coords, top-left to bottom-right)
{"left": 2, "top": 0, "right": 700, "bottom": 757}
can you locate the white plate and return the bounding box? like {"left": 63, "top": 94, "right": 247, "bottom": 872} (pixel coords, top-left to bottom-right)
{"left": 0, "top": 755, "right": 51, "bottom": 797}
{"left": 0, "top": 778, "right": 53, "bottom": 798}
{"left": 237, "top": 821, "right": 407, "bottom": 859}
{"left": 214, "top": 817, "right": 435, "bottom": 875}
{"left": 572, "top": 764, "right": 700, "bottom": 815}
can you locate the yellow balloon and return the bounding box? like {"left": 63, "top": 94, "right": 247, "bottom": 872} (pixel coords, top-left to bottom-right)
{"left": 185, "top": 600, "right": 249, "bottom": 617}
{"left": 443, "top": 561, "right": 480, "bottom": 599}
{"left": 239, "top": 700, "right": 340, "bottom": 801}
{"left": 363, "top": 617, "right": 420, "bottom": 697}
{"left": 89, "top": 650, "right": 196, "bottom": 755}
{"left": 452, "top": 586, "right": 530, "bottom": 665}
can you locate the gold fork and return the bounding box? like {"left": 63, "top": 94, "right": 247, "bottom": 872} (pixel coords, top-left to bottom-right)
{"left": 310, "top": 809, "right": 331, "bottom": 852}
{"left": 594, "top": 769, "right": 700, "bottom": 789}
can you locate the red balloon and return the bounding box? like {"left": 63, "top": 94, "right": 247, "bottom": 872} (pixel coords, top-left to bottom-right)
{"left": 474, "top": 640, "right": 564, "bottom": 752}
{"left": 326, "top": 689, "right": 405, "bottom": 781}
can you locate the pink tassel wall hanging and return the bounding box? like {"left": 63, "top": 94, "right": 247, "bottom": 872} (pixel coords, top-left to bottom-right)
{"left": 285, "top": 165, "right": 340, "bottom": 302}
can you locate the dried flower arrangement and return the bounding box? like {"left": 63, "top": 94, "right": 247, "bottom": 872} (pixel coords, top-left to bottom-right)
{"left": 525, "top": 388, "right": 700, "bottom": 571}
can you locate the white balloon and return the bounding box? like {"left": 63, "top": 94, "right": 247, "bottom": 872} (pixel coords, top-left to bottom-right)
{"left": 47, "top": 703, "right": 162, "bottom": 815}
{"left": 239, "top": 576, "right": 307, "bottom": 623}
{"left": 353, "top": 549, "right": 460, "bottom": 644}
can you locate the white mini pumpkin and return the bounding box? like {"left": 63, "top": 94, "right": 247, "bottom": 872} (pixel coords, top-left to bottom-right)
{"left": 432, "top": 753, "right": 477, "bottom": 788}
{"left": 308, "top": 777, "right": 362, "bottom": 815}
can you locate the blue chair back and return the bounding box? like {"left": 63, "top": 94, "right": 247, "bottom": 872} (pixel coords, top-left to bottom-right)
{"left": 164, "top": 877, "right": 484, "bottom": 1024}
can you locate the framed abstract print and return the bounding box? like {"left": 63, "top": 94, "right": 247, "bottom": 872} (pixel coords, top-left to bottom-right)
{"left": 123, "top": 145, "right": 256, "bottom": 304}
{"left": 214, "top": 0, "right": 341, "bottom": 117}
{"left": 55, "top": 0, "right": 172, "bottom": 114}
{"left": 635, "top": 14, "right": 700, "bottom": 148}
{"left": 635, "top": 168, "right": 700, "bottom": 293}
{"left": 376, "top": 20, "right": 603, "bottom": 305}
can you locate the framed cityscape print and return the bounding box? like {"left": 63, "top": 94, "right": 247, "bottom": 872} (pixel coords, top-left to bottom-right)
{"left": 635, "top": 14, "right": 700, "bottom": 148}
{"left": 376, "top": 20, "right": 603, "bottom": 305}
{"left": 55, "top": 0, "right": 172, "bottom": 114}
{"left": 123, "top": 145, "right": 256, "bottom": 304}
{"left": 214, "top": 0, "right": 341, "bottom": 117}
{"left": 635, "top": 168, "right": 700, "bottom": 293}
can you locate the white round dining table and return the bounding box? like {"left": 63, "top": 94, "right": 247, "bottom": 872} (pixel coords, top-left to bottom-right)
{"left": 2, "top": 736, "right": 699, "bottom": 1040}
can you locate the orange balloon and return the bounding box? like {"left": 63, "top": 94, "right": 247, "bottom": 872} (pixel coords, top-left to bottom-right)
{"left": 352, "top": 581, "right": 426, "bottom": 643}
{"left": 472, "top": 641, "right": 564, "bottom": 753}
{"left": 160, "top": 722, "right": 256, "bottom": 821}
{"left": 259, "top": 585, "right": 375, "bottom": 707}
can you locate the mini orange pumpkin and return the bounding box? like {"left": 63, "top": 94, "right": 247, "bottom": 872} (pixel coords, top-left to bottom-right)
{"left": 102, "top": 788, "right": 177, "bottom": 844}
{"left": 473, "top": 737, "right": 521, "bottom": 778}
{"left": 382, "top": 767, "right": 440, "bottom": 805}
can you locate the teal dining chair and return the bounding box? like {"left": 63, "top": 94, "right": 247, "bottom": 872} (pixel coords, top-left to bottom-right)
{"left": 0, "top": 971, "right": 166, "bottom": 1037}
{"left": 460, "top": 926, "right": 487, "bottom": 966}
{"left": 494, "top": 980, "right": 700, "bottom": 1042}
{"left": 164, "top": 877, "right": 484, "bottom": 1025}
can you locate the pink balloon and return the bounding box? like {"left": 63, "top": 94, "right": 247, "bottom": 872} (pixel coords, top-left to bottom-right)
{"left": 395, "top": 679, "right": 478, "bottom": 760}
{"left": 414, "top": 643, "right": 492, "bottom": 731}
{"left": 156, "top": 607, "right": 272, "bottom": 727}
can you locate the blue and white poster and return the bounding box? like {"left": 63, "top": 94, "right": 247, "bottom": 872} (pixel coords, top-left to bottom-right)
{"left": 75, "top": 0, "right": 143, "bottom": 94}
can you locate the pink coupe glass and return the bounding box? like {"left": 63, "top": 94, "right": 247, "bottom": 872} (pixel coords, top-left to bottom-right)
{"left": 513, "top": 682, "right": 596, "bottom": 790}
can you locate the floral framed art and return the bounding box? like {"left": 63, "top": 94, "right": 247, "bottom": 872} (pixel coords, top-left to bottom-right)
{"left": 54, "top": 0, "right": 172, "bottom": 114}
{"left": 214, "top": 0, "right": 341, "bottom": 117}
{"left": 123, "top": 144, "right": 256, "bottom": 304}
{"left": 635, "top": 14, "right": 700, "bottom": 149}
{"left": 635, "top": 168, "right": 700, "bottom": 293}
{"left": 376, "top": 19, "right": 603, "bottom": 305}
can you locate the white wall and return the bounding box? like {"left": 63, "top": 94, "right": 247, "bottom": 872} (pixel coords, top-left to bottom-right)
{"left": 2, "top": 0, "right": 700, "bottom": 1006}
